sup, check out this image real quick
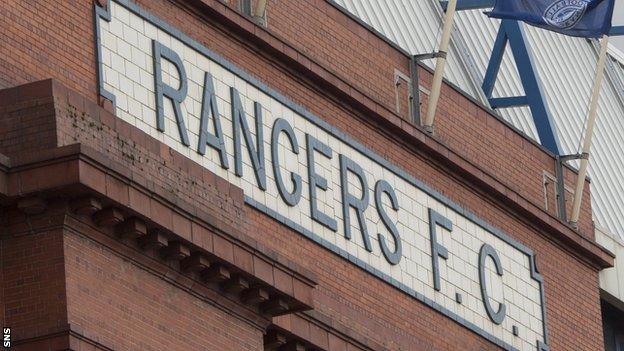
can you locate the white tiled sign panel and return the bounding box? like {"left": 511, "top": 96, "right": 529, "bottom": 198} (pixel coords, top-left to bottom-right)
{"left": 96, "top": 1, "right": 548, "bottom": 350}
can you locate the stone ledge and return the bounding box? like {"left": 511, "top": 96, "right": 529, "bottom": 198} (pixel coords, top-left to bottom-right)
{"left": 2, "top": 144, "right": 317, "bottom": 318}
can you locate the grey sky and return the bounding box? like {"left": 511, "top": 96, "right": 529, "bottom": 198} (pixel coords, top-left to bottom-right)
{"left": 613, "top": 0, "right": 624, "bottom": 52}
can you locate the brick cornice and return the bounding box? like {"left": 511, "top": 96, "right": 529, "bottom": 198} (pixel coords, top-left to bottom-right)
{"left": 1, "top": 143, "right": 317, "bottom": 315}
{"left": 63, "top": 214, "right": 274, "bottom": 332}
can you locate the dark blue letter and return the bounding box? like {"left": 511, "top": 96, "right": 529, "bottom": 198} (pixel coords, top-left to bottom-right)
{"left": 271, "top": 118, "right": 302, "bottom": 206}
{"left": 152, "top": 40, "right": 190, "bottom": 146}
{"left": 429, "top": 209, "right": 452, "bottom": 292}
{"left": 375, "top": 180, "right": 402, "bottom": 265}
{"left": 479, "top": 244, "right": 507, "bottom": 325}
{"left": 339, "top": 154, "right": 372, "bottom": 252}
{"left": 306, "top": 134, "right": 337, "bottom": 232}
{"left": 197, "top": 72, "right": 229, "bottom": 169}
{"left": 231, "top": 87, "right": 266, "bottom": 190}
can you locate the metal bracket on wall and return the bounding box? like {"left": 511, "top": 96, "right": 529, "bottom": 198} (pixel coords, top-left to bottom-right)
{"left": 410, "top": 52, "right": 448, "bottom": 125}
{"left": 394, "top": 69, "right": 413, "bottom": 119}
{"left": 239, "top": 0, "right": 252, "bottom": 15}
{"left": 414, "top": 52, "right": 447, "bottom": 61}
{"left": 238, "top": 0, "right": 267, "bottom": 26}
{"left": 555, "top": 153, "right": 587, "bottom": 221}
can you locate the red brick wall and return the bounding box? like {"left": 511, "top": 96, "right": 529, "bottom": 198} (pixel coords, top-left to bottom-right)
{"left": 1, "top": 206, "right": 68, "bottom": 342}
{"left": 0, "top": 0, "right": 97, "bottom": 100}
{"left": 0, "top": 0, "right": 608, "bottom": 350}
{"left": 63, "top": 217, "right": 265, "bottom": 351}
{"left": 267, "top": 0, "right": 408, "bottom": 112}
{"left": 0, "top": 199, "right": 267, "bottom": 351}
{"left": 0, "top": 91, "right": 57, "bottom": 156}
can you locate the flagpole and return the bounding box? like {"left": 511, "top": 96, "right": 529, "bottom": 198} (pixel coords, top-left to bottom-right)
{"left": 423, "top": 0, "right": 458, "bottom": 133}
{"left": 569, "top": 35, "right": 610, "bottom": 227}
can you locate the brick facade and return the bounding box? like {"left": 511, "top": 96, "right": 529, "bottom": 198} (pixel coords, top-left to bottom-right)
{"left": 0, "top": 0, "right": 614, "bottom": 350}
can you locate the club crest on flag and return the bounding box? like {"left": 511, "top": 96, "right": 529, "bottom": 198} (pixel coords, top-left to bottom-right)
{"left": 543, "top": 0, "right": 589, "bottom": 29}
{"left": 488, "top": 0, "right": 614, "bottom": 38}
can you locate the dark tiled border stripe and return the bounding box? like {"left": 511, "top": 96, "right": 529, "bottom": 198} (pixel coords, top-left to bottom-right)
{"left": 94, "top": 1, "right": 549, "bottom": 349}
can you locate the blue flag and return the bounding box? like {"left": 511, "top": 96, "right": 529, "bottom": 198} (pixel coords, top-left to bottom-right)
{"left": 488, "top": 0, "right": 615, "bottom": 38}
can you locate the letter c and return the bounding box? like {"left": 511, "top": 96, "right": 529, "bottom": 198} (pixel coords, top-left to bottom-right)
{"left": 271, "top": 118, "right": 302, "bottom": 206}
{"left": 479, "top": 244, "right": 507, "bottom": 325}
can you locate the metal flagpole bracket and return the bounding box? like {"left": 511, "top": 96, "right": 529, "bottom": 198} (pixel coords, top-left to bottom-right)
{"left": 555, "top": 153, "right": 587, "bottom": 222}
{"left": 412, "top": 51, "right": 450, "bottom": 134}
{"left": 410, "top": 56, "right": 421, "bottom": 125}
{"left": 414, "top": 51, "right": 448, "bottom": 61}
{"left": 411, "top": 51, "right": 448, "bottom": 127}
{"left": 559, "top": 153, "right": 587, "bottom": 162}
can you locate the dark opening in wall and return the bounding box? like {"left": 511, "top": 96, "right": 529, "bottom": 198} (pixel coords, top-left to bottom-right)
{"left": 602, "top": 298, "right": 624, "bottom": 351}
